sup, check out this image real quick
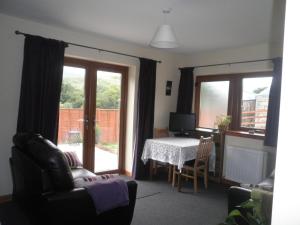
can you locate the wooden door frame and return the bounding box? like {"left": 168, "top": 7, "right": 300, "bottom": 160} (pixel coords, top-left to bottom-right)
{"left": 63, "top": 57, "right": 128, "bottom": 174}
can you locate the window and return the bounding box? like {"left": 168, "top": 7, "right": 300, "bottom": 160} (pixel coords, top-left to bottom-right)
{"left": 241, "top": 77, "right": 272, "bottom": 130}
{"left": 195, "top": 72, "right": 272, "bottom": 132}
{"left": 198, "top": 81, "right": 230, "bottom": 128}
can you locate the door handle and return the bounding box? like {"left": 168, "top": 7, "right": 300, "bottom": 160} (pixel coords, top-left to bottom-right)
{"left": 84, "top": 118, "right": 89, "bottom": 129}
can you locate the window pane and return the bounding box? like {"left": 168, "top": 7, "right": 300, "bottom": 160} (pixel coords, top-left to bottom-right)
{"left": 58, "top": 66, "right": 85, "bottom": 164}
{"left": 94, "top": 71, "right": 121, "bottom": 173}
{"left": 241, "top": 77, "right": 272, "bottom": 129}
{"left": 199, "top": 81, "right": 230, "bottom": 128}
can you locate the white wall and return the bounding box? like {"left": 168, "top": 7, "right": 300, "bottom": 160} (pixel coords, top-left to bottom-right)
{"left": 179, "top": 43, "right": 275, "bottom": 75}
{"left": 272, "top": 1, "right": 300, "bottom": 224}
{"left": 0, "top": 13, "right": 181, "bottom": 195}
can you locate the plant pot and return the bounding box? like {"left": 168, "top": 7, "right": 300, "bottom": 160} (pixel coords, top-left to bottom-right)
{"left": 218, "top": 125, "right": 228, "bottom": 133}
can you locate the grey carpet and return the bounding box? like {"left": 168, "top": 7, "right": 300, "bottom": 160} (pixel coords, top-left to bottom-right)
{"left": 0, "top": 176, "right": 227, "bottom": 225}
{"left": 131, "top": 176, "right": 227, "bottom": 225}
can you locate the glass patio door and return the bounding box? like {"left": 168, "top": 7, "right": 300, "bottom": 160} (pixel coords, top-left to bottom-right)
{"left": 57, "top": 65, "right": 86, "bottom": 165}
{"left": 93, "top": 70, "right": 122, "bottom": 173}
{"left": 58, "top": 57, "right": 127, "bottom": 174}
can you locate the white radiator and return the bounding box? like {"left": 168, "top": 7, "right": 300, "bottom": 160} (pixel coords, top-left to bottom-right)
{"left": 224, "top": 145, "right": 268, "bottom": 184}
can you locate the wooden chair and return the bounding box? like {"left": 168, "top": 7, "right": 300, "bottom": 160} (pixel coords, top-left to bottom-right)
{"left": 154, "top": 128, "right": 169, "bottom": 138}
{"left": 150, "top": 128, "right": 173, "bottom": 182}
{"left": 173, "top": 135, "right": 214, "bottom": 192}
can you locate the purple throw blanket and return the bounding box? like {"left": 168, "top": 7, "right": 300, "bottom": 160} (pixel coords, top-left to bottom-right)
{"left": 85, "top": 178, "right": 129, "bottom": 214}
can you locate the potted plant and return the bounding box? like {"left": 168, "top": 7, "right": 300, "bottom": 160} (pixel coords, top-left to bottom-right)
{"left": 220, "top": 199, "right": 267, "bottom": 225}
{"left": 215, "top": 115, "right": 232, "bottom": 132}
{"left": 220, "top": 188, "right": 272, "bottom": 225}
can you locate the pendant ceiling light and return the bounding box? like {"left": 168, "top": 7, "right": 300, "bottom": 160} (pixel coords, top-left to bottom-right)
{"left": 150, "top": 9, "right": 179, "bottom": 48}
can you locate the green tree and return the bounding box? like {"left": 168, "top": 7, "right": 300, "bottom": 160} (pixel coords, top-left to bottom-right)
{"left": 60, "top": 82, "right": 84, "bottom": 108}
{"left": 96, "top": 79, "right": 120, "bottom": 109}
{"left": 60, "top": 77, "right": 121, "bottom": 109}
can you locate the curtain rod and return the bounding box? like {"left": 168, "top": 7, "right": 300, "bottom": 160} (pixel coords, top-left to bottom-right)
{"left": 179, "top": 58, "right": 274, "bottom": 70}
{"left": 15, "top": 30, "right": 162, "bottom": 64}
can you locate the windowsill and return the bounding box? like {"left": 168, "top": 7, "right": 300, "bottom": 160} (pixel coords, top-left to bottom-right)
{"left": 225, "top": 130, "right": 265, "bottom": 140}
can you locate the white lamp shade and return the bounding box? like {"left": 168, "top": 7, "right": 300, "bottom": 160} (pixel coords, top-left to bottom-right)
{"left": 150, "top": 24, "right": 179, "bottom": 48}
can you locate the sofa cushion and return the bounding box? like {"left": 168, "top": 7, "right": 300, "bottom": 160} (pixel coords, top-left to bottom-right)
{"left": 71, "top": 168, "right": 96, "bottom": 180}
{"left": 74, "top": 174, "right": 117, "bottom": 188}
{"left": 25, "top": 135, "right": 74, "bottom": 191}
{"left": 63, "top": 151, "right": 83, "bottom": 168}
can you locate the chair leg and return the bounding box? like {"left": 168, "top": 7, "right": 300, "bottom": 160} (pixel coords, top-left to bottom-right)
{"left": 177, "top": 172, "right": 182, "bottom": 192}
{"left": 168, "top": 165, "right": 172, "bottom": 183}
{"left": 204, "top": 162, "right": 208, "bottom": 189}
{"left": 153, "top": 161, "right": 157, "bottom": 175}
{"left": 194, "top": 169, "right": 198, "bottom": 193}
{"left": 185, "top": 171, "right": 189, "bottom": 181}
{"left": 149, "top": 160, "right": 153, "bottom": 180}
{"left": 172, "top": 166, "right": 176, "bottom": 187}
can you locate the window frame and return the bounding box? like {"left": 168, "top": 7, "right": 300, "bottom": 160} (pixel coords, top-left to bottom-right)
{"left": 194, "top": 71, "right": 273, "bottom": 132}
{"left": 195, "top": 74, "right": 233, "bottom": 128}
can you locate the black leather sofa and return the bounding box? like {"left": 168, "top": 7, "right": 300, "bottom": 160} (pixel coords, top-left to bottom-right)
{"left": 228, "top": 173, "right": 274, "bottom": 213}
{"left": 10, "top": 133, "right": 137, "bottom": 225}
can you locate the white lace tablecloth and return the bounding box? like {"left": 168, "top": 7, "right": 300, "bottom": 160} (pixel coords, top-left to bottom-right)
{"left": 141, "top": 137, "right": 216, "bottom": 172}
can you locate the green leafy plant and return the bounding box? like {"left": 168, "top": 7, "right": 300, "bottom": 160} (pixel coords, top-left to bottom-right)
{"left": 215, "top": 115, "right": 232, "bottom": 131}
{"left": 220, "top": 199, "right": 267, "bottom": 225}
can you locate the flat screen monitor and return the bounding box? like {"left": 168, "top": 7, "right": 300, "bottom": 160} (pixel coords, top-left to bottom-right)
{"left": 169, "top": 112, "right": 196, "bottom": 133}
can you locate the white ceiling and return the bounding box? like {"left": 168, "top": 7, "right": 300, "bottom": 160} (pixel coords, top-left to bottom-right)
{"left": 0, "top": 0, "right": 275, "bottom": 54}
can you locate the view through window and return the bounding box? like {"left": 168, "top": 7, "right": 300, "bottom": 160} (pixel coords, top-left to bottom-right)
{"left": 94, "top": 70, "right": 121, "bottom": 173}
{"left": 58, "top": 66, "right": 85, "bottom": 164}
{"left": 57, "top": 59, "right": 127, "bottom": 174}
{"left": 241, "top": 77, "right": 272, "bottom": 130}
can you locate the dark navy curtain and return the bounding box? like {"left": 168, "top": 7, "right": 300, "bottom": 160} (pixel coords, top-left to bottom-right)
{"left": 228, "top": 77, "right": 242, "bottom": 130}
{"left": 264, "top": 58, "right": 283, "bottom": 147}
{"left": 17, "top": 35, "right": 67, "bottom": 143}
{"left": 132, "top": 58, "right": 157, "bottom": 179}
{"left": 176, "top": 67, "right": 194, "bottom": 113}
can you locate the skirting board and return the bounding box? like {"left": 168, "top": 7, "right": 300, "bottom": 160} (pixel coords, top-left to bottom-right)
{"left": 0, "top": 194, "right": 11, "bottom": 203}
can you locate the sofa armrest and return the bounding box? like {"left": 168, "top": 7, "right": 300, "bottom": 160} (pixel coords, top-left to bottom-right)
{"left": 228, "top": 186, "right": 251, "bottom": 213}
{"left": 94, "top": 180, "right": 138, "bottom": 225}
{"left": 41, "top": 181, "right": 138, "bottom": 225}
{"left": 40, "top": 188, "right": 95, "bottom": 225}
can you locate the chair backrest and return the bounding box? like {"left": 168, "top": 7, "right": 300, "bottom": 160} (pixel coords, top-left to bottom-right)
{"left": 154, "top": 128, "right": 169, "bottom": 138}
{"left": 196, "top": 135, "right": 214, "bottom": 163}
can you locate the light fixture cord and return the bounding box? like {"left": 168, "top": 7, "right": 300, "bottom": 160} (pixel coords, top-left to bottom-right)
{"left": 162, "top": 8, "right": 171, "bottom": 24}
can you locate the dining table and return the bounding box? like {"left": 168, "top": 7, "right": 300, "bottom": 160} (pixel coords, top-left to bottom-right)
{"left": 141, "top": 136, "right": 216, "bottom": 183}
